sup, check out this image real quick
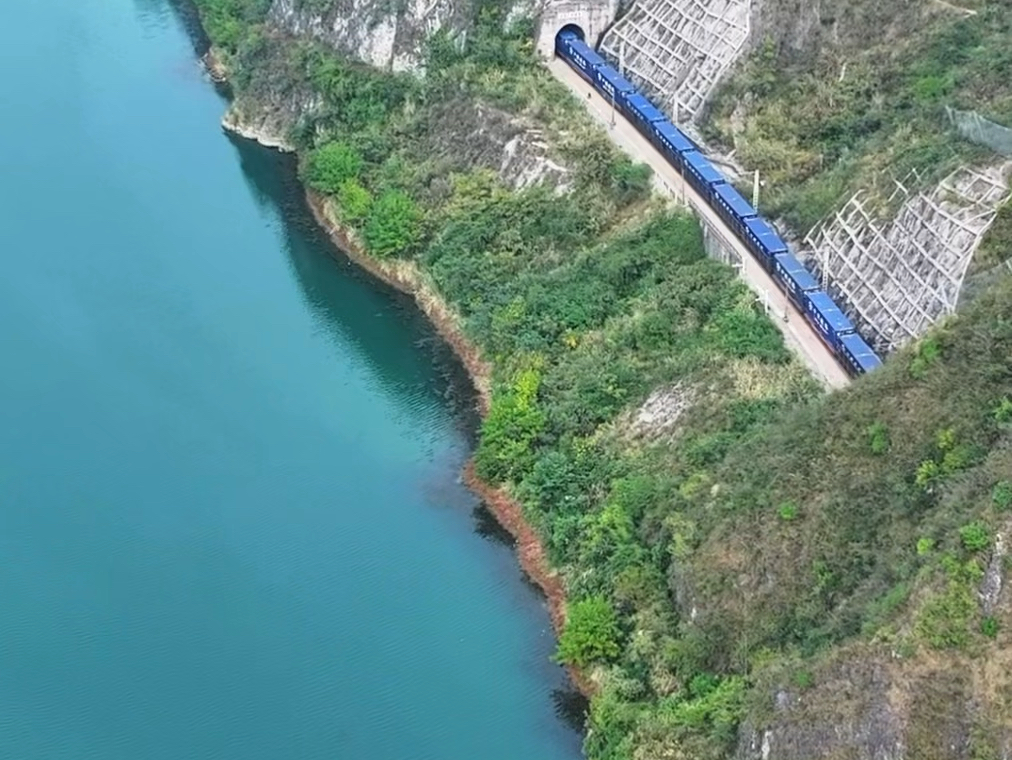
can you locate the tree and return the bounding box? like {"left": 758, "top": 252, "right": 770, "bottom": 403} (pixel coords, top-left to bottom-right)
{"left": 474, "top": 368, "right": 545, "bottom": 483}
{"left": 305, "top": 142, "right": 363, "bottom": 196}
{"left": 338, "top": 179, "right": 372, "bottom": 223}
{"left": 364, "top": 190, "right": 421, "bottom": 257}
{"left": 556, "top": 596, "right": 622, "bottom": 668}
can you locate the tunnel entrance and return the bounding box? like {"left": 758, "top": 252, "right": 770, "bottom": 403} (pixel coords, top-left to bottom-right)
{"left": 556, "top": 23, "right": 586, "bottom": 42}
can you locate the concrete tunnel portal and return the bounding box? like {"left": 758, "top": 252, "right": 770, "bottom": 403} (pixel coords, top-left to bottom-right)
{"left": 556, "top": 23, "right": 586, "bottom": 42}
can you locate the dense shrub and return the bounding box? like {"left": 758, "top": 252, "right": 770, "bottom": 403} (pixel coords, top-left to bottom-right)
{"left": 305, "top": 142, "right": 363, "bottom": 196}
{"left": 557, "top": 596, "right": 623, "bottom": 668}
{"left": 363, "top": 190, "right": 421, "bottom": 257}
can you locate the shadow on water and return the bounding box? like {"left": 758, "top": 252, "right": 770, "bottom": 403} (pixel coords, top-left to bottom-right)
{"left": 553, "top": 688, "right": 591, "bottom": 733}
{"left": 472, "top": 503, "right": 516, "bottom": 548}
{"left": 226, "top": 132, "right": 483, "bottom": 442}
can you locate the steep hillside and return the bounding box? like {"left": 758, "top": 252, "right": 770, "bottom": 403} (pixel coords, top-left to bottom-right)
{"left": 703, "top": 0, "right": 1012, "bottom": 234}
{"left": 184, "top": 0, "right": 1012, "bottom": 758}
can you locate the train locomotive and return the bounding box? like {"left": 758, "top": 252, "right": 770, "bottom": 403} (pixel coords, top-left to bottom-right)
{"left": 555, "top": 29, "right": 883, "bottom": 378}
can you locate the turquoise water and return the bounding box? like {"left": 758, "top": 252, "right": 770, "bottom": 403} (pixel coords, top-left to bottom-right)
{"left": 0, "top": 1, "right": 583, "bottom": 757}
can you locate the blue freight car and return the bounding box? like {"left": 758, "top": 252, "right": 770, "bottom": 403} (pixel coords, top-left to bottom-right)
{"left": 742, "top": 217, "right": 788, "bottom": 271}
{"left": 555, "top": 32, "right": 605, "bottom": 78}
{"left": 772, "top": 253, "right": 820, "bottom": 311}
{"left": 805, "top": 291, "right": 855, "bottom": 351}
{"left": 839, "top": 333, "right": 882, "bottom": 377}
{"left": 625, "top": 93, "right": 667, "bottom": 133}
{"left": 712, "top": 183, "right": 757, "bottom": 237}
{"left": 594, "top": 65, "right": 636, "bottom": 110}
{"left": 651, "top": 121, "right": 695, "bottom": 167}
{"left": 681, "top": 150, "right": 725, "bottom": 199}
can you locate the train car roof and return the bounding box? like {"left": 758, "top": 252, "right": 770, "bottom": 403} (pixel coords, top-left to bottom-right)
{"left": 807, "top": 291, "right": 855, "bottom": 334}
{"left": 682, "top": 151, "right": 725, "bottom": 185}
{"left": 653, "top": 121, "right": 696, "bottom": 154}
{"left": 568, "top": 38, "right": 607, "bottom": 68}
{"left": 713, "top": 182, "right": 757, "bottom": 219}
{"left": 743, "top": 217, "right": 789, "bottom": 253}
{"left": 840, "top": 333, "right": 883, "bottom": 372}
{"left": 773, "top": 252, "right": 819, "bottom": 291}
{"left": 626, "top": 93, "right": 666, "bottom": 122}
{"left": 595, "top": 64, "right": 636, "bottom": 93}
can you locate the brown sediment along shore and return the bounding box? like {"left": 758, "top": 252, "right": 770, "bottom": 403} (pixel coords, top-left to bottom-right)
{"left": 305, "top": 190, "right": 594, "bottom": 698}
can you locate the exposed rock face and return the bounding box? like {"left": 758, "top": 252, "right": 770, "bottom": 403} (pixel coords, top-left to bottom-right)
{"left": 736, "top": 656, "right": 906, "bottom": 760}
{"left": 215, "top": 0, "right": 611, "bottom": 187}
{"left": 419, "top": 99, "right": 570, "bottom": 189}
{"left": 269, "top": 0, "right": 620, "bottom": 71}
{"left": 268, "top": 0, "right": 470, "bottom": 71}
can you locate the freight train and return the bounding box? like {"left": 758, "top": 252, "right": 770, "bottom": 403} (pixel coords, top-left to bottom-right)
{"left": 555, "top": 29, "right": 883, "bottom": 377}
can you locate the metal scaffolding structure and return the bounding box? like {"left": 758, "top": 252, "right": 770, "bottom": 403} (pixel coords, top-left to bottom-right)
{"left": 803, "top": 165, "right": 1011, "bottom": 353}
{"left": 598, "top": 0, "right": 750, "bottom": 124}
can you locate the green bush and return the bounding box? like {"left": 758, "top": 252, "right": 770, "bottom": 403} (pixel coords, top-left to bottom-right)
{"left": 608, "top": 159, "right": 653, "bottom": 206}
{"left": 959, "top": 522, "right": 991, "bottom": 553}
{"left": 474, "top": 368, "right": 545, "bottom": 483}
{"left": 778, "top": 502, "right": 799, "bottom": 521}
{"left": 995, "top": 397, "right": 1012, "bottom": 424}
{"left": 867, "top": 421, "right": 890, "bottom": 455}
{"left": 909, "top": 337, "right": 942, "bottom": 379}
{"left": 556, "top": 596, "right": 622, "bottom": 668}
{"left": 992, "top": 481, "right": 1012, "bottom": 511}
{"left": 363, "top": 190, "right": 421, "bottom": 257}
{"left": 917, "top": 581, "right": 977, "bottom": 649}
{"left": 305, "top": 142, "right": 364, "bottom": 196}
{"left": 793, "top": 670, "right": 814, "bottom": 688}
{"left": 982, "top": 616, "right": 1000, "bottom": 638}
{"left": 338, "top": 179, "right": 372, "bottom": 223}
{"left": 192, "top": 0, "right": 271, "bottom": 52}
{"left": 664, "top": 676, "right": 746, "bottom": 745}
{"left": 916, "top": 459, "right": 942, "bottom": 491}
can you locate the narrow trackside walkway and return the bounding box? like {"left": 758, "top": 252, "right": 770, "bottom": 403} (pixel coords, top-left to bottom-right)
{"left": 546, "top": 57, "right": 851, "bottom": 390}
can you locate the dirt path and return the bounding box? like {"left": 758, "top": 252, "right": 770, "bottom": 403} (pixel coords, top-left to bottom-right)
{"left": 546, "top": 58, "right": 852, "bottom": 391}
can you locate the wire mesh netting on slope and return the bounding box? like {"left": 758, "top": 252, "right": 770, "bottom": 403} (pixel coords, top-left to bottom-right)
{"left": 598, "top": 0, "right": 750, "bottom": 125}
{"left": 946, "top": 107, "right": 1012, "bottom": 158}
{"left": 801, "top": 164, "right": 1011, "bottom": 354}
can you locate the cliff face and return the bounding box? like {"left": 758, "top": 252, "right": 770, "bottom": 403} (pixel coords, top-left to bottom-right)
{"left": 216, "top": 0, "right": 613, "bottom": 187}
{"left": 268, "top": 0, "right": 620, "bottom": 71}
{"left": 267, "top": 0, "right": 470, "bottom": 71}
{"left": 735, "top": 641, "right": 1012, "bottom": 760}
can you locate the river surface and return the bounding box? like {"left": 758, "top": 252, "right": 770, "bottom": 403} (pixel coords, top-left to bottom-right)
{"left": 0, "top": 1, "right": 583, "bottom": 757}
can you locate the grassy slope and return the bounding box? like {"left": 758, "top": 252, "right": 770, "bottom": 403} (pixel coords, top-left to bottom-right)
{"left": 192, "top": 0, "right": 1012, "bottom": 757}
{"left": 703, "top": 0, "right": 1011, "bottom": 235}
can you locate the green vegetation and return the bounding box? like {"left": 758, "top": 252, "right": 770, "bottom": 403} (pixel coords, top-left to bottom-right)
{"left": 190, "top": 0, "right": 270, "bottom": 55}
{"left": 192, "top": 0, "right": 1012, "bottom": 755}
{"left": 867, "top": 421, "right": 890, "bottom": 455}
{"left": 959, "top": 522, "right": 991, "bottom": 553}
{"left": 305, "top": 142, "right": 363, "bottom": 196}
{"left": 363, "top": 190, "right": 421, "bottom": 257}
{"left": 705, "top": 0, "right": 1012, "bottom": 233}
{"left": 557, "top": 596, "right": 623, "bottom": 668}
